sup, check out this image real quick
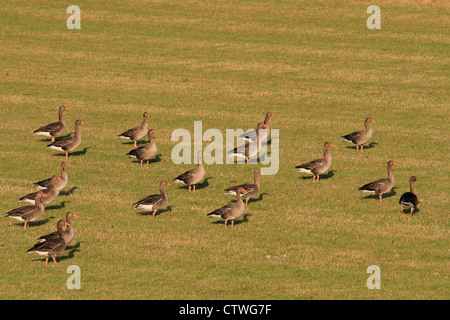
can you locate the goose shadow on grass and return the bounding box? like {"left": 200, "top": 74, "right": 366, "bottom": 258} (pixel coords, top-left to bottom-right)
{"left": 360, "top": 187, "right": 398, "bottom": 201}
{"left": 135, "top": 205, "right": 173, "bottom": 217}
{"left": 345, "top": 142, "right": 378, "bottom": 151}
{"left": 247, "top": 192, "right": 269, "bottom": 205}
{"left": 211, "top": 213, "right": 252, "bottom": 227}
{"left": 45, "top": 201, "right": 68, "bottom": 211}
{"left": 298, "top": 170, "right": 336, "bottom": 181}
{"left": 178, "top": 177, "right": 213, "bottom": 191}
{"left": 59, "top": 186, "right": 79, "bottom": 197}
{"left": 130, "top": 154, "right": 162, "bottom": 165}
{"left": 51, "top": 147, "right": 88, "bottom": 158}
{"left": 18, "top": 217, "right": 53, "bottom": 229}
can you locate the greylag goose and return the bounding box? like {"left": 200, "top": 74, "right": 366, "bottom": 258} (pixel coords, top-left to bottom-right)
{"left": 399, "top": 176, "right": 419, "bottom": 217}
{"left": 36, "top": 211, "right": 77, "bottom": 244}
{"left": 133, "top": 180, "right": 171, "bottom": 218}
{"left": 118, "top": 112, "right": 148, "bottom": 148}
{"left": 358, "top": 160, "right": 397, "bottom": 202}
{"left": 228, "top": 123, "right": 267, "bottom": 164}
{"left": 34, "top": 161, "right": 69, "bottom": 191}
{"left": 126, "top": 129, "right": 158, "bottom": 166}
{"left": 47, "top": 120, "right": 84, "bottom": 159}
{"left": 174, "top": 151, "right": 207, "bottom": 192}
{"left": 20, "top": 175, "right": 62, "bottom": 205}
{"left": 33, "top": 105, "right": 69, "bottom": 143}
{"left": 3, "top": 191, "right": 48, "bottom": 229}
{"left": 295, "top": 142, "right": 334, "bottom": 182}
{"left": 341, "top": 117, "right": 375, "bottom": 152}
{"left": 207, "top": 187, "right": 247, "bottom": 228}
{"left": 239, "top": 112, "right": 275, "bottom": 142}
{"left": 27, "top": 219, "right": 70, "bottom": 264}
{"left": 224, "top": 169, "right": 262, "bottom": 206}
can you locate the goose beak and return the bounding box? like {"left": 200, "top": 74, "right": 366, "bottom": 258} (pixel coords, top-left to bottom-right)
{"left": 80, "top": 121, "right": 85, "bottom": 125}
{"left": 329, "top": 143, "right": 335, "bottom": 147}
{"left": 65, "top": 221, "right": 70, "bottom": 226}
{"left": 271, "top": 113, "right": 275, "bottom": 116}
{"left": 166, "top": 182, "right": 172, "bottom": 186}
{"left": 42, "top": 193, "right": 48, "bottom": 198}
{"left": 242, "top": 188, "right": 247, "bottom": 193}
{"left": 65, "top": 106, "right": 69, "bottom": 110}
{"left": 57, "top": 176, "right": 63, "bottom": 181}
{"left": 72, "top": 213, "right": 78, "bottom": 217}
{"left": 372, "top": 119, "right": 376, "bottom": 122}
{"left": 393, "top": 162, "right": 398, "bottom": 165}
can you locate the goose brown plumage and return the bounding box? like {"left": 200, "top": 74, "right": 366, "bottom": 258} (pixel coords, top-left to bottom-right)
{"left": 33, "top": 105, "right": 69, "bottom": 143}
{"left": 399, "top": 176, "right": 419, "bottom": 217}
{"left": 118, "top": 112, "right": 148, "bottom": 148}
{"left": 20, "top": 175, "right": 62, "bottom": 205}
{"left": 174, "top": 151, "right": 207, "bottom": 192}
{"left": 358, "top": 160, "right": 397, "bottom": 202}
{"left": 133, "top": 180, "right": 171, "bottom": 218}
{"left": 224, "top": 169, "right": 262, "bottom": 206}
{"left": 36, "top": 211, "right": 77, "bottom": 244}
{"left": 341, "top": 117, "right": 375, "bottom": 152}
{"left": 3, "top": 191, "right": 48, "bottom": 229}
{"left": 229, "top": 123, "right": 267, "bottom": 164}
{"left": 295, "top": 142, "right": 334, "bottom": 182}
{"left": 126, "top": 129, "right": 158, "bottom": 166}
{"left": 34, "top": 161, "right": 70, "bottom": 191}
{"left": 47, "top": 120, "right": 84, "bottom": 159}
{"left": 27, "top": 219, "right": 70, "bottom": 264}
{"left": 207, "top": 187, "right": 247, "bottom": 228}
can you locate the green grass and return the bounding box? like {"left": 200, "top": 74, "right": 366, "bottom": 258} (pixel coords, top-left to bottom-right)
{"left": 0, "top": 0, "right": 448, "bottom": 299}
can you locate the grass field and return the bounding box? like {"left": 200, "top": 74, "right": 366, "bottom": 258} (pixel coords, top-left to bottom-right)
{"left": 0, "top": 0, "right": 448, "bottom": 300}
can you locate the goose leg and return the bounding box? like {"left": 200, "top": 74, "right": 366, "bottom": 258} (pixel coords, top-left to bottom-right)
{"left": 379, "top": 194, "right": 382, "bottom": 202}
{"left": 225, "top": 220, "right": 228, "bottom": 228}
{"left": 193, "top": 185, "right": 196, "bottom": 192}
{"left": 317, "top": 175, "right": 320, "bottom": 182}
{"left": 24, "top": 221, "right": 28, "bottom": 230}
{"left": 246, "top": 157, "right": 249, "bottom": 165}
{"left": 140, "top": 160, "right": 143, "bottom": 167}
{"left": 356, "top": 145, "right": 359, "bottom": 151}
{"left": 410, "top": 208, "right": 413, "bottom": 216}
{"left": 52, "top": 256, "right": 58, "bottom": 264}
{"left": 188, "top": 185, "right": 191, "bottom": 192}
{"left": 65, "top": 151, "right": 69, "bottom": 159}
{"left": 152, "top": 210, "right": 157, "bottom": 218}
{"left": 231, "top": 221, "right": 234, "bottom": 229}
{"left": 147, "top": 160, "right": 149, "bottom": 166}
{"left": 45, "top": 258, "right": 49, "bottom": 265}
{"left": 134, "top": 141, "right": 137, "bottom": 148}
{"left": 245, "top": 198, "right": 248, "bottom": 207}
{"left": 361, "top": 145, "right": 364, "bottom": 152}
{"left": 312, "top": 175, "right": 316, "bottom": 182}
{"left": 51, "top": 137, "right": 55, "bottom": 143}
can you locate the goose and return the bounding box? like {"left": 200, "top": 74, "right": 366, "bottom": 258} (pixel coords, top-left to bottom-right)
{"left": 126, "top": 129, "right": 158, "bottom": 166}
{"left": 27, "top": 219, "right": 70, "bottom": 264}
{"left": 399, "top": 176, "right": 419, "bottom": 217}
{"left": 295, "top": 142, "right": 334, "bottom": 182}
{"left": 228, "top": 123, "right": 267, "bottom": 164}
{"left": 358, "top": 160, "right": 397, "bottom": 202}
{"left": 34, "top": 161, "right": 70, "bottom": 191}
{"left": 36, "top": 211, "right": 77, "bottom": 244}
{"left": 118, "top": 112, "right": 148, "bottom": 148}
{"left": 224, "top": 169, "right": 262, "bottom": 206}
{"left": 20, "top": 175, "right": 62, "bottom": 205}
{"left": 239, "top": 112, "right": 275, "bottom": 142}
{"left": 207, "top": 187, "right": 247, "bottom": 228}
{"left": 3, "top": 191, "right": 48, "bottom": 229}
{"left": 133, "top": 180, "right": 171, "bottom": 218}
{"left": 47, "top": 120, "right": 84, "bottom": 159}
{"left": 33, "top": 105, "right": 69, "bottom": 143}
{"left": 341, "top": 117, "right": 375, "bottom": 152}
{"left": 174, "top": 151, "right": 208, "bottom": 192}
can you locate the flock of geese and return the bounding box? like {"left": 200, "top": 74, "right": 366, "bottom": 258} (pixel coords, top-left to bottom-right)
{"left": 3, "top": 107, "right": 420, "bottom": 264}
